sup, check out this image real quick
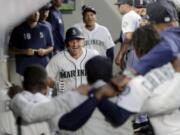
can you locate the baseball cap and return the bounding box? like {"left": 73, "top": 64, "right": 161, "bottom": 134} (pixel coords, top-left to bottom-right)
{"left": 65, "top": 27, "right": 84, "bottom": 41}
{"left": 147, "top": 2, "right": 178, "bottom": 23}
{"left": 134, "top": 0, "right": 147, "bottom": 8}
{"left": 81, "top": 5, "right": 96, "bottom": 15}
{"left": 115, "top": 0, "right": 133, "bottom": 5}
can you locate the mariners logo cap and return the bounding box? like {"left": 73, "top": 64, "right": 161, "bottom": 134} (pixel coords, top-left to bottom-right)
{"left": 65, "top": 27, "right": 84, "bottom": 41}
{"left": 115, "top": 0, "right": 133, "bottom": 6}
{"left": 147, "top": 2, "right": 178, "bottom": 23}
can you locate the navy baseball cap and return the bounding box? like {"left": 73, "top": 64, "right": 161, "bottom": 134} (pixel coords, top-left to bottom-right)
{"left": 134, "top": 0, "right": 147, "bottom": 8}
{"left": 115, "top": 0, "right": 133, "bottom": 6}
{"left": 65, "top": 27, "right": 84, "bottom": 41}
{"left": 147, "top": 2, "right": 178, "bottom": 23}
{"left": 82, "top": 5, "right": 96, "bottom": 15}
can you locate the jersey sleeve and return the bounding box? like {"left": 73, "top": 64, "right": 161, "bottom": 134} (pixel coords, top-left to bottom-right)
{"left": 104, "top": 28, "right": 115, "bottom": 49}
{"left": 44, "top": 26, "right": 54, "bottom": 47}
{"left": 10, "top": 91, "right": 86, "bottom": 123}
{"left": 132, "top": 40, "right": 175, "bottom": 75}
{"left": 121, "top": 15, "right": 140, "bottom": 34}
{"left": 117, "top": 76, "right": 153, "bottom": 113}
{"left": 46, "top": 56, "right": 60, "bottom": 80}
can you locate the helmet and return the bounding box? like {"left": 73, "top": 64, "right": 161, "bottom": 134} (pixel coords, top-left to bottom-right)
{"left": 65, "top": 27, "right": 84, "bottom": 41}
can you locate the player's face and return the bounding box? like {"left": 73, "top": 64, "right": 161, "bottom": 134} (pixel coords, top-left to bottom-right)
{"left": 52, "top": 0, "right": 63, "bottom": 7}
{"left": 117, "top": 4, "right": 127, "bottom": 15}
{"left": 27, "top": 11, "right": 40, "bottom": 22}
{"left": 67, "top": 38, "right": 84, "bottom": 57}
{"left": 39, "top": 10, "right": 49, "bottom": 20}
{"left": 83, "top": 12, "right": 96, "bottom": 27}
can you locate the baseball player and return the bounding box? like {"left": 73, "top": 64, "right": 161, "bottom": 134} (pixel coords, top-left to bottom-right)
{"left": 9, "top": 11, "right": 54, "bottom": 76}
{"left": 47, "top": 0, "right": 65, "bottom": 52}
{"left": 7, "top": 65, "right": 51, "bottom": 135}
{"left": 46, "top": 27, "right": 99, "bottom": 95}
{"left": 0, "top": 78, "right": 17, "bottom": 135}
{"left": 73, "top": 5, "right": 115, "bottom": 61}
{"left": 11, "top": 56, "right": 134, "bottom": 135}
{"left": 115, "top": 0, "right": 142, "bottom": 70}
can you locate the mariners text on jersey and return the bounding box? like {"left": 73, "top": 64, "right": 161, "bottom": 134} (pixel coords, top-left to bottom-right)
{"left": 59, "top": 69, "right": 86, "bottom": 79}
{"left": 85, "top": 39, "right": 105, "bottom": 47}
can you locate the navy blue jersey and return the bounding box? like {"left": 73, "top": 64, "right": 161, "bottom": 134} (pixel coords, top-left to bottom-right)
{"left": 132, "top": 27, "right": 180, "bottom": 75}
{"left": 47, "top": 7, "right": 65, "bottom": 51}
{"left": 9, "top": 22, "right": 54, "bottom": 75}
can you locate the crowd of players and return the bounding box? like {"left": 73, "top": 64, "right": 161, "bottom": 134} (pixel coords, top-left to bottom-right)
{"left": 0, "top": 0, "right": 180, "bottom": 135}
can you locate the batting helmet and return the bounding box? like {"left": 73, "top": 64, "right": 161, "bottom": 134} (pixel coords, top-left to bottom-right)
{"left": 65, "top": 27, "right": 84, "bottom": 41}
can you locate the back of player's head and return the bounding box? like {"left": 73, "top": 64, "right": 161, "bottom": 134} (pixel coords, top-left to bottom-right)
{"left": 65, "top": 27, "right": 84, "bottom": 42}
{"left": 132, "top": 25, "right": 160, "bottom": 57}
{"left": 146, "top": 1, "right": 178, "bottom": 24}
{"left": 85, "top": 56, "right": 112, "bottom": 84}
{"left": 23, "top": 64, "right": 48, "bottom": 92}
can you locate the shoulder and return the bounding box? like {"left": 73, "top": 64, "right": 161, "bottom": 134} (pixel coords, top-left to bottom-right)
{"left": 123, "top": 10, "right": 141, "bottom": 20}
{"left": 50, "top": 51, "right": 65, "bottom": 62}
{"left": 95, "top": 23, "right": 109, "bottom": 32}
{"left": 86, "top": 48, "right": 99, "bottom": 56}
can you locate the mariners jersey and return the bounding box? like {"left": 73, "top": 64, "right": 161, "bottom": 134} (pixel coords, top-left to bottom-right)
{"left": 141, "top": 73, "right": 180, "bottom": 135}
{"left": 121, "top": 10, "right": 141, "bottom": 34}
{"left": 74, "top": 23, "right": 115, "bottom": 57}
{"left": 117, "top": 63, "right": 175, "bottom": 112}
{"left": 13, "top": 91, "right": 51, "bottom": 135}
{"left": 11, "top": 90, "right": 133, "bottom": 135}
{"left": 0, "top": 90, "right": 17, "bottom": 135}
{"left": 46, "top": 48, "right": 98, "bottom": 94}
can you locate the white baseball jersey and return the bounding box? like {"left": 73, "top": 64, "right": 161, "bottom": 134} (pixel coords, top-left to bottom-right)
{"left": 11, "top": 90, "right": 133, "bottom": 135}
{"left": 141, "top": 72, "right": 180, "bottom": 135}
{"left": 74, "top": 23, "right": 115, "bottom": 57}
{"left": 12, "top": 91, "right": 51, "bottom": 135}
{"left": 0, "top": 90, "right": 17, "bottom": 135}
{"left": 117, "top": 63, "right": 175, "bottom": 112}
{"left": 117, "top": 63, "right": 180, "bottom": 135}
{"left": 121, "top": 10, "right": 141, "bottom": 34}
{"left": 46, "top": 48, "right": 98, "bottom": 94}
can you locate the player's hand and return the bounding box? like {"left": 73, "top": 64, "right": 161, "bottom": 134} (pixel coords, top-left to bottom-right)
{"left": 8, "top": 84, "right": 23, "bottom": 98}
{"left": 115, "top": 53, "right": 126, "bottom": 70}
{"left": 47, "top": 77, "right": 55, "bottom": 88}
{"left": 37, "top": 48, "right": 46, "bottom": 56}
{"left": 24, "top": 48, "right": 34, "bottom": 56}
{"left": 76, "top": 84, "right": 90, "bottom": 95}
{"left": 95, "top": 84, "right": 118, "bottom": 99}
{"left": 111, "top": 74, "right": 130, "bottom": 92}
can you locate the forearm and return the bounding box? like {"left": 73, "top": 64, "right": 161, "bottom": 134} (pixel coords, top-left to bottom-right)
{"left": 9, "top": 47, "right": 30, "bottom": 55}
{"left": 44, "top": 46, "right": 53, "bottom": 55}
{"left": 106, "top": 47, "right": 114, "bottom": 61}
{"left": 98, "top": 99, "right": 133, "bottom": 127}
{"left": 58, "top": 97, "right": 99, "bottom": 131}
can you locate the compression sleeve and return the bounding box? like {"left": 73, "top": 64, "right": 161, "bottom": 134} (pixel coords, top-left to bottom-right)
{"left": 98, "top": 99, "right": 133, "bottom": 127}
{"left": 58, "top": 97, "right": 98, "bottom": 131}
